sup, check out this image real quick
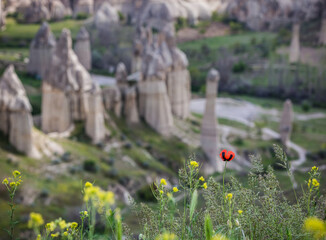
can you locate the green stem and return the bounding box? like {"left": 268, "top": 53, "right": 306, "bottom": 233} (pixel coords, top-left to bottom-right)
{"left": 222, "top": 162, "right": 227, "bottom": 197}
{"left": 9, "top": 196, "right": 15, "bottom": 240}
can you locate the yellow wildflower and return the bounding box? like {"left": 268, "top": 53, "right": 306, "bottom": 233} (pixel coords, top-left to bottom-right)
{"left": 155, "top": 232, "right": 177, "bottom": 240}
{"left": 71, "top": 222, "right": 78, "bottom": 229}
{"left": 312, "top": 166, "right": 318, "bottom": 171}
{"left": 2, "top": 178, "right": 8, "bottom": 185}
{"left": 203, "top": 182, "right": 207, "bottom": 189}
{"left": 63, "top": 231, "right": 68, "bottom": 236}
{"left": 84, "top": 182, "right": 93, "bottom": 188}
{"left": 190, "top": 161, "right": 199, "bottom": 168}
{"left": 13, "top": 170, "right": 21, "bottom": 177}
{"left": 212, "top": 234, "right": 229, "bottom": 240}
{"left": 28, "top": 212, "right": 44, "bottom": 229}
{"left": 59, "top": 219, "right": 66, "bottom": 230}
{"left": 199, "top": 176, "right": 205, "bottom": 181}
{"left": 173, "top": 187, "right": 179, "bottom": 192}
{"left": 83, "top": 211, "right": 88, "bottom": 216}
{"left": 304, "top": 217, "right": 326, "bottom": 239}
{"left": 36, "top": 234, "right": 41, "bottom": 240}
{"left": 159, "top": 190, "right": 164, "bottom": 195}
{"left": 160, "top": 178, "right": 167, "bottom": 186}
{"left": 226, "top": 193, "right": 233, "bottom": 201}
{"left": 238, "top": 210, "right": 243, "bottom": 215}
{"left": 10, "top": 182, "right": 16, "bottom": 188}
{"left": 312, "top": 179, "right": 320, "bottom": 188}
{"left": 45, "top": 222, "right": 56, "bottom": 232}
{"left": 51, "top": 232, "right": 60, "bottom": 238}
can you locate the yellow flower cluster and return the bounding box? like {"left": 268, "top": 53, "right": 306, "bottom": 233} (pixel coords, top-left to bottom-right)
{"left": 83, "top": 182, "right": 115, "bottom": 208}
{"left": 308, "top": 178, "right": 320, "bottom": 190}
{"left": 2, "top": 170, "right": 23, "bottom": 190}
{"left": 199, "top": 176, "right": 205, "bottom": 181}
{"left": 226, "top": 193, "right": 233, "bottom": 201}
{"left": 160, "top": 178, "right": 167, "bottom": 186}
{"left": 173, "top": 187, "right": 179, "bottom": 192}
{"left": 304, "top": 217, "right": 326, "bottom": 239}
{"left": 28, "top": 212, "right": 44, "bottom": 229}
{"left": 190, "top": 161, "right": 199, "bottom": 168}
{"left": 311, "top": 166, "right": 319, "bottom": 171}
{"left": 155, "top": 232, "right": 177, "bottom": 240}
{"left": 202, "top": 182, "right": 207, "bottom": 189}
{"left": 238, "top": 210, "right": 243, "bottom": 215}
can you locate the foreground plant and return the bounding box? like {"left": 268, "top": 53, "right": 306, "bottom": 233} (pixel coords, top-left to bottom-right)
{"left": 2, "top": 170, "right": 23, "bottom": 240}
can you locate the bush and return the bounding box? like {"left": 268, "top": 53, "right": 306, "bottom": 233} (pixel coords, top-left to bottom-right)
{"left": 83, "top": 160, "right": 98, "bottom": 173}
{"left": 175, "top": 17, "right": 188, "bottom": 32}
{"left": 232, "top": 61, "right": 247, "bottom": 73}
{"left": 75, "top": 13, "right": 90, "bottom": 20}
{"left": 118, "top": 11, "right": 125, "bottom": 22}
{"left": 229, "top": 21, "right": 243, "bottom": 34}
{"left": 301, "top": 100, "right": 312, "bottom": 112}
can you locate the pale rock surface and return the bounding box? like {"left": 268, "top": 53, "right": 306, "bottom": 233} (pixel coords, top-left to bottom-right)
{"left": 200, "top": 69, "right": 223, "bottom": 173}
{"left": 28, "top": 22, "right": 56, "bottom": 78}
{"left": 49, "top": 0, "right": 67, "bottom": 21}
{"left": 279, "top": 99, "right": 293, "bottom": 150}
{"left": 167, "top": 48, "right": 191, "bottom": 119}
{"left": 115, "top": 62, "right": 128, "bottom": 90}
{"left": 0, "top": 2, "right": 6, "bottom": 30}
{"left": 74, "top": 27, "right": 91, "bottom": 70}
{"left": 94, "top": 2, "right": 119, "bottom": 30}
{"left": 139, "top": 46, "right": 173, "bottom": 135}
{"left": 74, "top": 0, "right": 94, "bottom": 17}
{"left": 42, "top": 29, "right": 106, "bottom": 144}
{"left": 320, "top": 8, "right": 326, "bottom": 45}
{"left": 289, "top": 23, "right": 300, "bottom": 63}
{"left": 17, "top": 0, "right": 50, "bottom": 23}
{"left": 102, "top": 86, "right": 122, "bottom": 117}
{"left": 124, "top": 86, "right": 139, "bottom": 125}
{"left": 0, "top": 65, "right": 39, "bottom": 157}
{"left": 86, "top": 85, "right": 107, "bottom": 144}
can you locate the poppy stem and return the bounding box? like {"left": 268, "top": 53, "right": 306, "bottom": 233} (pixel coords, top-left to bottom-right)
{"left": 222, "top": 161, "right": 227, "bottom": 197}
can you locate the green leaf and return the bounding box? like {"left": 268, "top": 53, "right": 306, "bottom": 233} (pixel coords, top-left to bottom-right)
{"left": 189, "top": 190, "right": 198, "bottom": 222}
{"left": 205, "top": 213, "right": 213, "bottom": 240}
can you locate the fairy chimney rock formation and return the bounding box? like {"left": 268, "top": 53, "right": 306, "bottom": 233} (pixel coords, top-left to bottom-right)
{"left": 201, "top": 69, "right": 222, "bottom": 173}
{"left": 86, "top": 84, "right": 106, "bottom": 144}
{"left": 74, "top": 0, "right": 94, "bottom": 17}
{"left": 42, "top": 28, "right": 106, "bottom": 144}
{"left": 289, "top": 23, "right": 300, "bottom": 63}
{"left": 102, "top": 86, "right": 122, "bottom": 117}
{"left": 138, "top": 48, "right": 173, "bottom": 135}
{"left": 116, "top": 62, "right": 128, "bottom": 90}
{"left": 28, "top": 22, "right": 56, "bottom": 78}
{"left": 167, "top": 48, "right": 191, "bottom": 119}
{"left": 131, "top": 39, "right": 143, "bottom": 73}
{"left": 124, "top": 86, "right": 140, "bottom": 125}
{"left": 279, "top": 99, "right": 294, "bottom": 149}
{"left": 0, "top": 65, "right": 38, "bottom": 157}
{"left": 74, "top": 27, "right": 91, "bottom": 70}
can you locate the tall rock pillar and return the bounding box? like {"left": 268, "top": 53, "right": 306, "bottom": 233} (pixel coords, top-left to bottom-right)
{"left": 200, "top": 69, "right": 222, "bottom": 173}
{"left": 74, "top": 27, "right": 91, "bottom": 70}
{"left": 289, "top": 23, "right": 300, "bottom": 63}
{"left": 279, "top": 99, "right": 294, "bottom": 150}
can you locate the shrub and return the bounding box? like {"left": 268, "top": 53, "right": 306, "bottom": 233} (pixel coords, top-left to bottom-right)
{"left": 75, "top": 13, "right": 90, "bottom": 20}
{"left": 83, "top": 160, "right": 98, "bottom": 173}
{"left": 229, "top": 21, "right": 243, "bottom": 34}
{"left": 175, "top": 17, "right": 188, "bottom": 32}
{"left": 301, "top": 100, "right": 312, "bottom": 112}
{"left": 118, "top": 11, "right": 125, "bottom": 22}
{"left": 232, "top": 61, "right": 247, "bottom": 73}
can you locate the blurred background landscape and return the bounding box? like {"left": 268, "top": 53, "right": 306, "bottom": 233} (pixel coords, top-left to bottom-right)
{"left": 0, "top": 0, "right": 325, "bottom": 239}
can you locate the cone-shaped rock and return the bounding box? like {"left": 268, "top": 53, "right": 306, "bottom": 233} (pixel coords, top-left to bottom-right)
{"left": 124, "top": 86, "right": 140, "bottom": 125}
{"left": 28, "top": 22, "right": 56, "bottom": 78}
{"left": 167, "top": 48, "right": 191, "bottom": 119}
{"left": 289, "top": 23, "right": 300, "bottom": 63}
{"left": 279, "top": 99, "right": 293, "bottom": 149}
{"left": 116, "top": 62, "right": 128, "bottom": 90}
{"left": 74, "top": 27, "right": 91, "bottom": 70}
{"left": 200, "top": 69, "right": 222, "bottom": 173}
{"left": 102, "top": 86, "right": 122, "bottom": 117}
{"left": 42, "top": 29, "right": 106, "bottom": 144}
{"left": 0, "top": 65, "right": 37, "bottom": 157}
{"left": 138, "top": 47, "right": 173, "bottom": 135}
{"left": 320, "top": 12, "right": 326, "bottom": 45}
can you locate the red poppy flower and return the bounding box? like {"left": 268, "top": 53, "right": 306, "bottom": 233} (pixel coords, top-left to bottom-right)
{"left": 219, "top": 150, "right": 235, "bottom": 162}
